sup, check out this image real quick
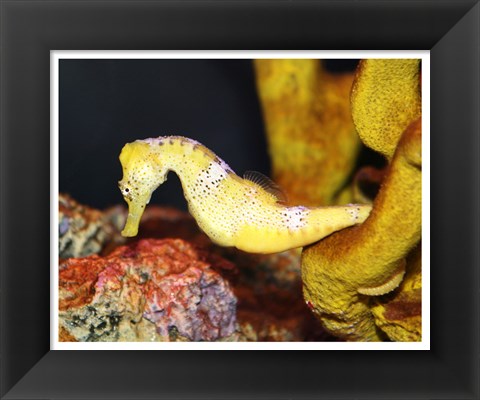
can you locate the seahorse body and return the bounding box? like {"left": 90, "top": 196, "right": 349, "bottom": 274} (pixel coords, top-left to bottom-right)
{"left": 118, "top": 136, "right": 371, "bottom": 254}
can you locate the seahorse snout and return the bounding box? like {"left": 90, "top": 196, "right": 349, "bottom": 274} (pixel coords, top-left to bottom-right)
{"left": 121, "top": 197, "right": 149, "bottom": 237}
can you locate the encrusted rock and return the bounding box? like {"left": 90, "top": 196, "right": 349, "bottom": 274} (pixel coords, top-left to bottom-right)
{"left": 59, "top": 238, "right": 237, "bottom": 342}
{"left": 59, "top": 193, "right": 122, "bottom": 258}
{"left": 212, "top": 247, "right": 334, "bottom": 342}
{"left": 58, "top": 201, "right": 335, "bottom": 342}
{"left": 133, "top": 206, "right": 333, "bottom": 341}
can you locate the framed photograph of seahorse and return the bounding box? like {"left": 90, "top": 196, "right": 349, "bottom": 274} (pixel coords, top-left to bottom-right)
{"left": 3, "top": 1, "right": 479, "bottom": 400}
{"left": 52, "top": 51, "right": 429, "bottom": 349}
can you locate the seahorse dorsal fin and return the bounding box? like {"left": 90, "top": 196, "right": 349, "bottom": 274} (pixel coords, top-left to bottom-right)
{"left": 243, "top": 170, "right": 287, "bottom": 203}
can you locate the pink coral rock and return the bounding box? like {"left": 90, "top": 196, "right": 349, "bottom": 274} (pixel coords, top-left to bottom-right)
{"left": 59, "top": 238, "right": 237, "bottom": 342}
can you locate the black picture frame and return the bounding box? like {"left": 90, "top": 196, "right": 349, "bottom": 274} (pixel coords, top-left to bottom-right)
{"left": 1, "top": 1, "right": 479, "bottom": 399}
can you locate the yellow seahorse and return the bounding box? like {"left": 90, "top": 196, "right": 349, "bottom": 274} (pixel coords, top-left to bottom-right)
{"left": 118, "top": 136, "right": 371, "bottom": 254}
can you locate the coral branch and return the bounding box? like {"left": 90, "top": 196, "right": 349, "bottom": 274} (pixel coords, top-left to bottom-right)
{"left": 254, "top": 59, "right": 360, "bottom": 206}
{"left": 351, "top": 59, "right": 421, "bottom": 159}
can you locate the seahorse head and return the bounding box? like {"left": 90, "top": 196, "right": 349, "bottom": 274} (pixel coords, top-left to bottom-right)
{"left": 118, "top": 141, "right": 168, "bottom": 237}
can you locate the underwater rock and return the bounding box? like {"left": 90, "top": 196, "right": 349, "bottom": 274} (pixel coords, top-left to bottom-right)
{"left": 138, "top": 207, "right": 336, "bottom": 341}
{"left": 215, "top": 248, "right": 334, "bottom": 341}
{"left": 59, "top": 238, "right": 237, "bottom": 342}
{"left": 134, "top": 205, "right": 211, "bottom": 246}
{"left": 56, "top": 194, "right": 336, "bottom": 342}
{"left": 59, "top": 204, "right": 334, "bottom": 342}
{"left": 137, "top": 206, "right": 334, "bottom": 341}
{"left": 59, "top": 193, "right": 123, "bottom": 258}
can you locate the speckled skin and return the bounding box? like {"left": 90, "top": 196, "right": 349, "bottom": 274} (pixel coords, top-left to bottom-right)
{"left": 118, "top": 136, "right": 371, "bottom": 254}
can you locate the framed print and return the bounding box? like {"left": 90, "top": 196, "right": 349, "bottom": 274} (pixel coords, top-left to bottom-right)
{"left": 1, "top": 1, "right": 479, "bottom": 399}
{"left": 52, "top": 51, "right": 429, "bottom": 351}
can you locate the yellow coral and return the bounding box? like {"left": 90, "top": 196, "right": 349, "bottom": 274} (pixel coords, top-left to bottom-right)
{"left": 371, "top": 244, "right": 422, "bottom": 341}
{"left": 302, "top": 117, "right": 422, "bottom": 341}
{"left": 254, "top": 59, "right": 360, "bottom": 206}
{"left": 254, "top": 59, "right": 423, "bottom": 341}
{"left": 351, "top": 59, "right": 421, "bottom": 159}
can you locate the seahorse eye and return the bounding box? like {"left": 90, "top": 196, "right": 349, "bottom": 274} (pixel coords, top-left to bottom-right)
{"left": 118, "top": 181, "right": 132, "bottom": 197}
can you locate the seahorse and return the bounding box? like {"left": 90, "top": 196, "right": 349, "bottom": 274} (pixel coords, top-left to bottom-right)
{"left": 118, "top": 136, "right": 372, "bottom": 254}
